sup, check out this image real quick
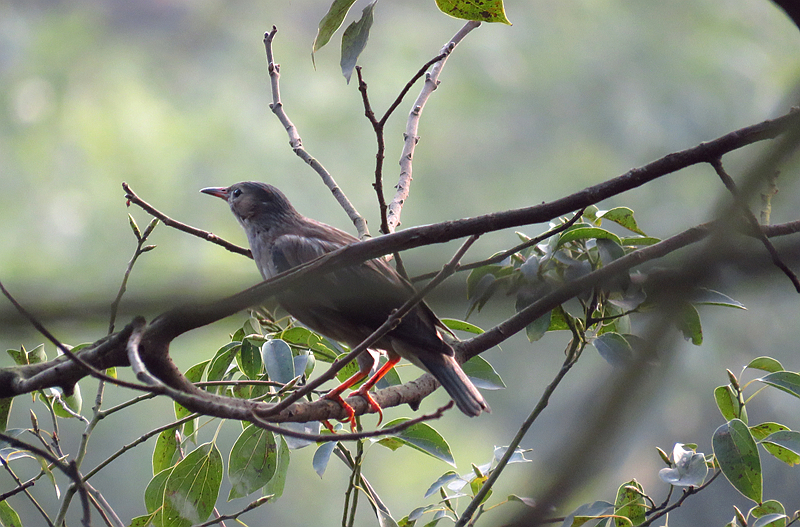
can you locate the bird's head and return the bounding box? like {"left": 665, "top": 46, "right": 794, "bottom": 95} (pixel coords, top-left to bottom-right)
{"left": 201, "top": 182, "right": 297, "bottom": 225}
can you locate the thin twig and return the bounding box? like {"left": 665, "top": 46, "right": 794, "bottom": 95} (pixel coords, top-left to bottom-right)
{"left": 455, "top": 328, "right": 584, "bottom": 527}
{"left": 0, "top": 432, "right": 91, "bottom": 527}
{"left": 412, "top": 209, "right": 585, "bottom": 282}
{"left": 263, "top": 27, "right": 370, "bottom": 239}
{"left": 388, "top": 20, "right": 481, "bottom": 233}
{"left": 640, "top": 471, "right": 722, "bottom": 526}
{"left": 248, "top": 401, "right": 454, "bottom": 442}
{"left": 108, "top": 216, "right": 158, "bottom": 334}
{"left": 123, "top": 182, "right": 251, "bottom": 257}
{"left": 709, "top": 157, "right": 800, "bottom": 292}
{"left": 0, "top": 461, "right": 55, "bottom": 527}
{"left": 195, "top": 497, "right": 272, "bottom": 527}
{"left": 356, "top": 49, "right": 451, "bottom": 234}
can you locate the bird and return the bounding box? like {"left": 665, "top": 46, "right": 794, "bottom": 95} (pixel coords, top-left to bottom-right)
{"left": 201, "top": 182, "right": 489, "bottom": 427}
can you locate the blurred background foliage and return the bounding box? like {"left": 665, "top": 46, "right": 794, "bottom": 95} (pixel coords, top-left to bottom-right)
{"left": 2, "top": 0, "right": 800, "bottom": 526}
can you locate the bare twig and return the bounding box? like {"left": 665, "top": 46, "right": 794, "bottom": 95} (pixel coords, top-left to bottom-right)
{"left": 108, "top": 216, "right": 158, "bottom": 334}
{"left": 249, "top": 401, "right": 454, "bottom": 442}
{"left": 456, "top": 331, "right": 584, "bottom": 527}
{"left": 388, "top": 20, "right": 481, "bottom": 233}
{"left": 263, "top": 27, "right": 370, "bottom": 239}
{"left": 0, "top": 432, "right": 92, "bottom": 527}
{"left": 640, "top": 471, "right": 722, "bottom": 526}
{"left": 356, "top": 49, "right": 451, "bottom": 233}
{"left": 123, "top": 182, "right": 251, "bottom": 257}
{"left": 709, "top": 157, "right": 800, "bottom": 292}
{"left": 195, "top": 496, "right": 272, "bottom": 527}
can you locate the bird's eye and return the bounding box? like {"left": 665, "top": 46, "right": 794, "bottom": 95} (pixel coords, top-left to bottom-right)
{"left": 232, "top": 188, "right": 242, "bottom": 198}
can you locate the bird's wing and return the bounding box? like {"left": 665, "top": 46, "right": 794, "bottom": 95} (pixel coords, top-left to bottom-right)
{"left": 270, "top": 231, "right": 451, "bottom": 354}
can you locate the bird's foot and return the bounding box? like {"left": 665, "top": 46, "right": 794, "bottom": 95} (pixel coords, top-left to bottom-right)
{"left": 322, "top": 391, "right": 358, "bottom": 431}
{"left": 350, "top": 386, "right": 384, "bottom": 428}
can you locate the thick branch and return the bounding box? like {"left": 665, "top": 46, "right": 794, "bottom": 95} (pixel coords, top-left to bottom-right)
{"left": 3, "top": 111, "right": 800, "bottom": 422}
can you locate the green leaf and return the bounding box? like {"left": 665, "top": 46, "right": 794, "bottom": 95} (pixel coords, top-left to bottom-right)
{"left": 676, "top": 303, "right": 702, "bottom": 345}
{"left": 334, "top": 353, "right": 363, "bottom": 385}
{"left": 340, "top": 0, "right": 376, "bottom": 83}
{"left": 242, "top": 316, "right": 262, "bottom": 336}
{"left": 760, "top": 430, "right": 800, "bottom": 466}
{"left": 597, "top": 207, "right": 646, "bottom": 235}
{"left": 376, "top": 419, "right": 455, "bottom": 466}
{"left": 592, "top": 333, "right": 633, "bottom": 366}
{"left": 508, "top": 494, "right": 536, "bottom": 507}
{"left": 714, "top": 385, "right": 747, "bottom": 423}
{"left": 613, "top": 479, "right": 645, "bottom": 527}
{"left": 441, "top": 318, "right": 484, "bottom": 334}
{"left": 561, "top": 501, "right": 615, "bottom": 527}
{"left": 207, "top": 343, "right": 241, "bottom": 391}
{"left": 262, "top": 339, "right": 295, "bottom": 385}
{"left": 525, "top": 311, "right": 551, "bottom": 342}
{"left": 752, "top": 514, "right": 788, "bottom": 527}
{"left": 557, "top": 226, "right": 623, "bottom": 248}
{"left": 434, "top": 0, "right": 511, "bottom": 24}
{"left": 184, "top": 361, "right": 209, "bottom": 386}
{"left": 461, "top": 356, "right": 506, "bottom": 390}
{"left": 313, "top": 440, "right": 337, "bottom": 478}
{"left": 0, "top": 398, "right": 11, "bottom": 433}
{"left": 128, "top": 514, "right": 156, "bottom": 527}
{"left": 51, "top": 386, "right": 82, "bottom": 418}
{"left": 620, "top": 236, "right": 661, "bottom": 246}
{"left": 313, "top": 0, "right": 358, "bottom": 55}
{"left": 759, "top": 371, "right": 800, "bottom": 399}
{"left": 238, "top": 338, "right": 263, "bottom": 380}
{"left": 279, "top": 326, "right": 338, "bottom": 362}
{"left": 469, "top": 474, "right": 492, "bottom": 503}
{"left": 713, "top": 419, "right": 762, "bottom": 502}
{"left": 691, "top": 288, "right": 746, "bottom": 309}
{"left": 162, "top": 443, "right": 223, "bottom": 527}
{"left": 128, "top": 213, "right": 142, "bottom": 240}
{"left": 175, "top": 361, "right": 207, "bottom": 439}
{"left": 466, "top": 264, "right": 511, "bottom": 299}
{"left": 228, "top": 425, "right": 277, "bottom": 500}
{"left": 548, "top": 305, "right": 573, "bottom": 331}
{"left": 746, "top": 357, "right": 783, "bottom": 374}
{"left": 749, "top": 422, "right": 789, "bottom": 441}
{"left": 734, "top": 506, "right": 748, "bottom": 527}
{"left": 153, "top": 428, "right": 180, "bottom": 475}
{"left": 0, "top": 500, "right": 22, "bottom": 527}
{"left": 28, "top": 344, "right": 47, "bottom": 364}
{"left": 264, "top": 435, "right": 290, "bottom": 500}
{"left": 750, "top": 501, "right": 786, "bottom": 520}
{"left": 143, "top": 467, "right": 172, "bottom": 514}
{"left": 423, "top": 471, "right": 461, "bottom": 498}
{"left": 6, "top": 348, "right": 26, "bottom": 366}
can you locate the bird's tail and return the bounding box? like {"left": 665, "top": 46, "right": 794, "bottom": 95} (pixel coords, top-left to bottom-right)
{"left": 424, "top": 354, "right": 490, "bottom": 417}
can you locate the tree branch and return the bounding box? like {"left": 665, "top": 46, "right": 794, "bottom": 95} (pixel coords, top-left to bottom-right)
{"left": 388, "top": 20, "right": 482, "bottom": 233}
{"left": 263, "top": 27, "right": 370, "bottom": 239}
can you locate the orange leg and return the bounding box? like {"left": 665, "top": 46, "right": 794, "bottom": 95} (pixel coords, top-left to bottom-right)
{"left": 348, "top": 354, "right": 401, "bottom": 428}
{"left": 322, "top": 354, "right": 400, "bottom": 431}
{"left": 322, "top": 369, "right": 369, "bottom": 430}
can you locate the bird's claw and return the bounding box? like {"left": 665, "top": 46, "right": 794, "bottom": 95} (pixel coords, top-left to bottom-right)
{"left": 351, "top": 387, "right": 384, "bottom": 427}
{"left": 322, "top": 391, "right": 358, "bottom": 431}
{"left": 322, "top": 388, "right": 384, "bottom": 432}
